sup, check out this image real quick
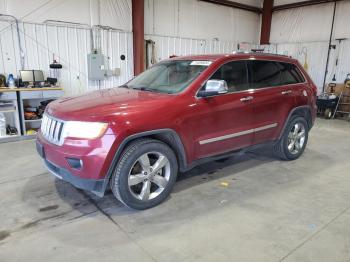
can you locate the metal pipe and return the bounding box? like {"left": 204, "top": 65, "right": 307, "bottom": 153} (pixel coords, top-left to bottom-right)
{"left": 145, "top": 33, "right": 206, "bottom": 42}
{"left": 92, "top": 24, "right": 126, "bottom": 32}
{"left": 43, "top": 19, "right": 91, "bottom": 28}
{"left": 322, "top": 1, "right": 337, "bottom": 92}
{"left": 43, "top": 19, "right": 95, "bottom": 51}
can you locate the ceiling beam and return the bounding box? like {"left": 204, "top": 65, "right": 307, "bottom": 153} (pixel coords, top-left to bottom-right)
{"left": 273, "top": 0, "right": 344, "bottom": 11}
{"left": 199, "top": 0, "right": 262, "bottom": 13}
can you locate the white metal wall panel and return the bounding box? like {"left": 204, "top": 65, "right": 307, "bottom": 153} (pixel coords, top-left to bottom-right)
{"left": 145, "top": 34, "right": 258, "bottom": 64}
{"left": 271, "top": 1, "right": 350, "bottom": 42}
{"left": 0, "top": 21, "right": 133, "bottom": 96}
{"left": 98, "top": 29, "right": 134, "bottom": 89}
{"left": 270, "top": 3, "right": 334, "bottom": 43}
{"left": 145, "top": 34, "right": 207, "bottom": 63}
{"left": 333, "top": 1, "right": 350, "bottom": 40}
{"left": 99, "top": 0, "right": 132, "bottom": 31}
{"left": 0, "top": 0, "right": 132, "bottom": 31}
{"left": 0, "top": 20, "right": 21, "bottom": 76}
{"left": 275, "top": 42, "right": 329, "bottom": 91}
{"left": 207, "top": 40, "right": 238, "bottom": 54}
{"left": 270, "top": 1, "right": 350, "bottom": 92}
{"left": 145, "top": 0, "right": 260, "bottom": 43}
{"left": 333, "top": 40, "right": 350, "bottom": 83}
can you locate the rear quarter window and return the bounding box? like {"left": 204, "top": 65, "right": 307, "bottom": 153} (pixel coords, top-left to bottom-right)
{"left": 248, "top": 60, "right": 305, "bottom": 89}
{"left": 278, "top": 62, "right": 305, "bottom": 85}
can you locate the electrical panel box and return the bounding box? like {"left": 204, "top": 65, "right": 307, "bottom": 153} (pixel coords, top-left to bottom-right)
{"left": 87, "top": 53, "right": 106, "bottom": 80}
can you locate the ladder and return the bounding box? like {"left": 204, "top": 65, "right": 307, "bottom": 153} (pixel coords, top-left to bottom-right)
{"left": 334, "top": 91, "right": 350, "bottom": 119}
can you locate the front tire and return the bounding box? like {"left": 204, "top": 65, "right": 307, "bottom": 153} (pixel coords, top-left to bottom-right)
{"left": 110, "top": 139, "right": 178, "bottom": 210}
{"left": 274, "top": 116, "right": 309, "bottom": 160}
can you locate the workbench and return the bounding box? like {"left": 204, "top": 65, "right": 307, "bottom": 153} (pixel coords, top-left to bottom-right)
{"left": 0, "top": 87, "right": 64, "bottom": 142}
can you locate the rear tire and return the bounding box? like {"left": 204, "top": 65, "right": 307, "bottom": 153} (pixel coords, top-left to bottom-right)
{"left": 110, "top": 139, "right": 178, "bottom": 210}
{"left": 274, "top": 116, "right": 309, "bottom": 161}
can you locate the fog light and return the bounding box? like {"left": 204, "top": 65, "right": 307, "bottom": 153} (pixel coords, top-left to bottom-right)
{"left": 66, "top": 158, "right": 83, "bottom": 169}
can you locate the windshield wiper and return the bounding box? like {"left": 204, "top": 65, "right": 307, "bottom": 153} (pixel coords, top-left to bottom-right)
{"left": 119, "top": 84, "right": 129, "bottom": 89}
{"left": 130, "top": 86, "right": 172, "bottom": 94}
{"left": 132, "top": 86, "right": 158, "bottom": 92}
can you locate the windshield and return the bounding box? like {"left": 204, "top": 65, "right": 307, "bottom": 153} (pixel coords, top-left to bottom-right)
{"left": 125, "top": 60, "right": 211, "bottom": 94}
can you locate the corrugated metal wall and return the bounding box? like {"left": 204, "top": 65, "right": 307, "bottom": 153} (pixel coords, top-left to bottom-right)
{"left": 145, "top": 34, "right": 206, "bottom": 61}
{"left": 144, "top": 0, "right": 260, "bottom": 44}
{"left": 274, "top": 42, "right": 329, "bottom": 91}
{"left": 270, "top": 1, "right": 350, "bottom": 92}
{"left": 0, "top": 19, "right": 133, "bottom": 96}
{"left": 144, "top": 34, "right": 277, "bottom": 66}
{"left": 144, "top": 34, "right": 260, "bottom": 65}
{"left": 145, "top": 34, "right": 334, "bottom": 93}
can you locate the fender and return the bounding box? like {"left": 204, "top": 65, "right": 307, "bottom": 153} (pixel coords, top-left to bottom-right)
{"left": 278, "top": 105, "right": 313, "bottom": 140}
{"left": 100, "top": 128, "right": 188, "bottom": 195}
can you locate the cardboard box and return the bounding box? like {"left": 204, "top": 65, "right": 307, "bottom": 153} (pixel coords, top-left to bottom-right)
{"left": 337, "top": 84, "right": 350, "bottom": 114}
{"left": 326, "top": 83, "right": 346, "bottom": 95}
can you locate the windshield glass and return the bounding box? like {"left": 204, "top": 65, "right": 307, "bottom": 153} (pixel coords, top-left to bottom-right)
{"left": 125, "top": 60, "right": 211, "bottom": 94}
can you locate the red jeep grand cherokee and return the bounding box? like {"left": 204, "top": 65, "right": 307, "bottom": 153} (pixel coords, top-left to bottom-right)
{"left": 36, "top": 53, "right": 317, "bottom": 209}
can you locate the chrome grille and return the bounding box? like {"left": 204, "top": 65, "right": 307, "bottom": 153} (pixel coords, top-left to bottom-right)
{"left": 41, "top": 114, "right": 65, "bottom": 145}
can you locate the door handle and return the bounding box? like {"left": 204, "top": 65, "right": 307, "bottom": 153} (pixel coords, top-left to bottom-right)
{"left": 281, "top": 90, "right": 292, "bottom": 95}
{"left": 240, "top": 96, "right": 254, "bottom": 102}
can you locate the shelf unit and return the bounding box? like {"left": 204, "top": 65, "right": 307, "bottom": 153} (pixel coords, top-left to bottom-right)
{"left": 0, "top": 91, "right": 21, "bottom": 142}
{"left": 25, "top": 119, "right": 42, "bottom": 123}
{"left": 0, "top": 108, "right": 16, "bottom": 113}
{"left": 18, "top": 89, "right": 64, "bottom": 136}
{"left": 0, "top": 88, "right": 64, "bottom": 142}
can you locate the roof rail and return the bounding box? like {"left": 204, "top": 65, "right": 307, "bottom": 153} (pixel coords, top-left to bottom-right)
{"left": 250, "top": 50, "right": 290, "bottom": 58}
{"left": 233, "top": 50, "right": 290, "bottom": 58}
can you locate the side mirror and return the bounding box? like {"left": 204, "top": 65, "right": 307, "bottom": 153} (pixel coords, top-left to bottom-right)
{"left": 197, "top": 79, "right": 228, "bottom": 97}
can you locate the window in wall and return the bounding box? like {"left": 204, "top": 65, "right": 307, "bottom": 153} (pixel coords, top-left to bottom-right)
{"left": 209, "top": 61, "right": 249, "bottom": 92}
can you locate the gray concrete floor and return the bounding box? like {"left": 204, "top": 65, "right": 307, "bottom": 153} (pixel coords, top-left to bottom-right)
{"left": 0, "top": 118, "right": 350, "bottom": 262}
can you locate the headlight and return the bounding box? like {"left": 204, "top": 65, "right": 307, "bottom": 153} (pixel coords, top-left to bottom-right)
{"left": 62, "top": 121, "right": 108, "bottom": 139}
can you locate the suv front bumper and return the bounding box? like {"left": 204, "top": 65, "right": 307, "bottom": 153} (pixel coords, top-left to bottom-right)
{"left": 36, "top": 132, "right": 119, "bottom": 197}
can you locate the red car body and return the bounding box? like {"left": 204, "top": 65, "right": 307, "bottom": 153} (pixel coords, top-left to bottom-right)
{"left": 36, "top": 53, "right": 317, "bottom": 196}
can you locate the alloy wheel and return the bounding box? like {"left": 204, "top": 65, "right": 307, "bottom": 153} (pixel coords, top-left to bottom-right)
{"left": 128, "top": 152, "right": 171, "bottom": 201}
{"left": 287, "top": 122, "right": 306, "bottom": 155}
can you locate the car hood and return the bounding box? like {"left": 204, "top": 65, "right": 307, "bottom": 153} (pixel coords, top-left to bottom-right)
{"left": 47, "top": 87, "right": 174, "bottom": 121}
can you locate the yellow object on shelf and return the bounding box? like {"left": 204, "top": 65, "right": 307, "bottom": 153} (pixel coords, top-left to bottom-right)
{"left": 26, "top": 129, "right": 37, "bottom": 135}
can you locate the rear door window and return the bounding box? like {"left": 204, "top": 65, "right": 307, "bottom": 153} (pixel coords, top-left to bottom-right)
{"left": 248, "top": 60, "right": 281, "bottom": 89}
